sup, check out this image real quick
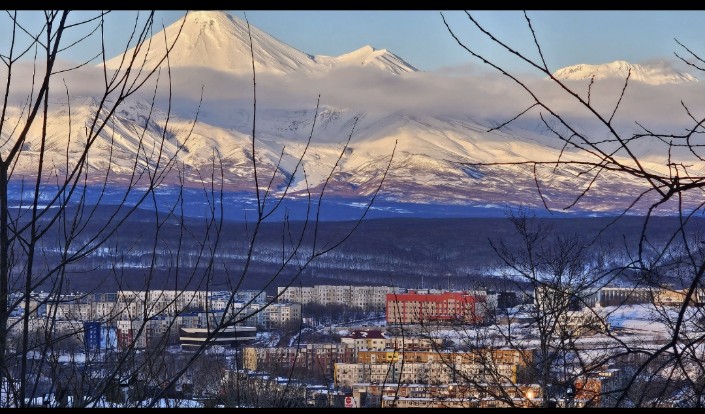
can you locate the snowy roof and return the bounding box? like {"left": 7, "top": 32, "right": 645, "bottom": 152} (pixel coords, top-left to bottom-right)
{"left": 343, "top": 329, "right": 386, "bottom": 339}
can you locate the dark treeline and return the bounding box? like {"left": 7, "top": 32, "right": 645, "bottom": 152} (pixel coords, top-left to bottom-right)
{"left": 28, "top": 205, "right": 705, "bottom": 294}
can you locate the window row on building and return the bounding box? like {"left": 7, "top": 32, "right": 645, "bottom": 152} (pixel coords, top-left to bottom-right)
{"left": 277, "top": 285, "right": 401, "bottom": 310}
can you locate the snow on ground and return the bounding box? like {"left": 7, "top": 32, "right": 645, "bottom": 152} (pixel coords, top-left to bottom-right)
{"left": 136, "top": 398, "right": 204, "bottom": 408}
{"left": 255, "top": 330, "right": 280, "bottom": 347}
{"left": 601, "top": 304, "right": 663, "bottom": 332}
{"left": 424, "top": 302, "right": 697, "bottom": 350}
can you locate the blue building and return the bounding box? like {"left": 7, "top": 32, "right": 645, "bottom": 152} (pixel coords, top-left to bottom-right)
{"left": 84, "top": 321, "right": 117, "bottom": 351}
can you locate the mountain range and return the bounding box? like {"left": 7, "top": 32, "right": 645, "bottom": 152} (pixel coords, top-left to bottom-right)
{"left": 5, "top": 10, "right": 704, "bottom": 218}
{"left": 105, "top": 11, "right": 417, "bottom": 76}
{"left": 552, "top": 60, "right": 698, "bottom": 85}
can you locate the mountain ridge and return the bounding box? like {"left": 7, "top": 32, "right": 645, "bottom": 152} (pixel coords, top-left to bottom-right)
{"left": 10, "top": 11, "right": 703, "bottom": 217}
{"left": 552, "top": 60, "right": 698, "bottom": 85}
{"left": 105, "top": 10, "right": 417, "bottom": 76}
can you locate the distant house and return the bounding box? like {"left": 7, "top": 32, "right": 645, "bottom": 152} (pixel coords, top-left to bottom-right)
{"left": 340, "top": 329, "right": 387, "bottom": 351}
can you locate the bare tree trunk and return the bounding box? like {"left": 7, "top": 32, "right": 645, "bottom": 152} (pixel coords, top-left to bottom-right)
{"left": 0, "top": 164, "right": 7, "bottom": 405}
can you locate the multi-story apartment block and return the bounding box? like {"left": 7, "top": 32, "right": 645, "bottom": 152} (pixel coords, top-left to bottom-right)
{"left": 334, "top": 348, "right": 531, "bottom": 388}
{"left": 386, "top": 290, "right": 489, "bottom": 325}
{"left": 230, "top": 289, "right": 268, "bottom": 304}
{"left": 265, "top": 303, "right": 302, "bottom": 327}
{"left": 115, "top": 290, "right": 210, "bottom": 319}
{"left": 148, "top": 290, "right": 209, "bottom": 315}
{"left": 117, "top": 317, "right": 172, "bottom": 350}
{"left": 208, "top": 297, "right": 248, "bottom": 316}
{"left": 239, "top": 303, "right": 267, "bottom": 327}
{"left": 116, "top": 291, "right": 148, "bottom": 320}
{"left": 316, "top": 285, "right": 337, "bottom": 306}
{"left": 93, "top": 300, "right": 124, "bottom": 321}
{"left": 176, "top": 312, "right": 201, "bottom": 329}
{"left": 244, "top": 343, "right": 356, "bottom": 380}
{"left": 385, "top": 335, "right": 443, "bottom": 351}
{"left": 597, "top": 287, "right": 652, "bottom": 307}
{"left": 277, "top": 286, "right": 315, "bottom": 304}
{"left": 334, "top": 359, "right": 518, "bottom": 388}
{"left": 334, "top": 363, "right": 368, "bottom": 388}
{"left": 46, "top": 301, "right": 93, "bottom": 321}
{"left": 348, "top": 383, "right": 543, "bottom": 408}
{"left": 208, "top": 290, "right": 268, "bottom": 309}
{"left": 277, "top": 285, "right": 400, "bottom": 310}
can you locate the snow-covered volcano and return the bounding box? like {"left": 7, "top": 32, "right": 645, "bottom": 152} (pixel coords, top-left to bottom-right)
{"left": 552, "top": 60, "right": 698, "bottom": 85}
{"left": 4, "top": 92, "right": 681, "bottom": 217}
{"left": 105, "top": 11, "right": 417, "bottom": 76}
{"left": 6, "top": 11, "right": 704, "bottom": 217}
{"left": 323, "top": 45, "right": 418, "bottom": 75}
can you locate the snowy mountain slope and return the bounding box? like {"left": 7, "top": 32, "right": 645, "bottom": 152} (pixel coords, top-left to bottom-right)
{"left": 105, "top": 10, "right": 319, "bottom": 75}
{"left": 552, "top": 60, "right": 699, "bottom": 85}
{"left": 9, "top": 12, "right": 702, "bottom": 216}
{"left": 328, "top": 45, "right": 418, "bottom": 74}
{"left": 105, "top": 11, "right": 417, "bottom": 76}
{"left": 2, "top": 88, "right": 693, "bottom": 216}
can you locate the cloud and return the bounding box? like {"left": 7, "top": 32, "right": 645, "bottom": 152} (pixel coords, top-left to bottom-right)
{"left": 6, "top": 57, "right": 705, "bottom": 165}
{"left": 160, "top": 63, "right": 705, "bottom": 153}
{"left": 6, "top": 56, "right": 703, "bottom": 127}
{"left": 160, "top": 64, "right": 542, "bottom": 121}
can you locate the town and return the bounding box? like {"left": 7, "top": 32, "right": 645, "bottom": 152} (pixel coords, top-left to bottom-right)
{"left": 4, "top": 282, "right": 700, "bottom": 408}
{"left": 3, "top": 8, "right": 705, "bottom": 411}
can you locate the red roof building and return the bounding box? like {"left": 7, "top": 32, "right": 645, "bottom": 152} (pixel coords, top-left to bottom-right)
{"left": 386, "top": 291, "right": 486, "bottom": 325}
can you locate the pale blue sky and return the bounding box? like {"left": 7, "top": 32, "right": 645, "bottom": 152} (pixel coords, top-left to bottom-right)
{"left": 171, "top": 10, "right": 705, "bottom": 72}
{"left": 7, "top": 10, "right": 705, "bottom": 73}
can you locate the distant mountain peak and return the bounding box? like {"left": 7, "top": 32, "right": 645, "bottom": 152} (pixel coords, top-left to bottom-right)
{"left": 187, "top": 10, "right": 229, "bottom": 17}
{"left": 185, "top": 10, "right": 231, "bottom": 23}
{"left": 552, "top": 60, "right": 698, "bottom": 85}
{"left": 332, "top": 44, "right": 418, "bottom": 75}
{"left": 105, "top": 11, "right": 417, "bottom": 76}
{"left": 105, "top": 10, "right": 317, "bottom": 75}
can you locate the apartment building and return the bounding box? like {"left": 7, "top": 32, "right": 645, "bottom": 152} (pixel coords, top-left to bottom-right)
{"left": 46, "top": 301, "right": 93, "bottom": 321}
{"left": 265, "top": 303, "right": 302, "bottom": 327}
{"left": 351, "top": 383, "right": 543, "bottom": 408}
{"left": 277, "top": 285, "right": 399, "bottom": 310}
{"left": 348, "top": 383, "right": 543, "bottom": 408}
{"left": 116, "top": 317, "right": 172, "bottom": 350}
{"left": 334, "top": 359, "right": 518, "bottom": 388}
{"left": 386, "top": 290, "right": 489, "bottom": 325}
{"left": 334, "top": 348, "right": 531, "bottom": 388}
{"left": 243, "top": 343, "right": 356, "bottom": 380}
